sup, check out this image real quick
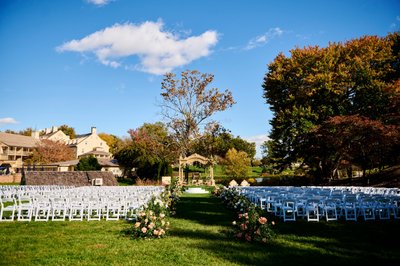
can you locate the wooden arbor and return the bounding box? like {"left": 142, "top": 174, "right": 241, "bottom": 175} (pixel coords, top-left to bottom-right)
{"left": 178, "top": 153, "right": 215, "bottom": 185}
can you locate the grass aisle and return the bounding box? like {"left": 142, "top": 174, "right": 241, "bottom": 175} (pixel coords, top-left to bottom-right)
{"left": 1, "top": 192, "right": 400, "bottom": 265}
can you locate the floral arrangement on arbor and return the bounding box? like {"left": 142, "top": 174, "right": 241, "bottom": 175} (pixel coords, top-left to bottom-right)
{"left": 219, "top": 187, "right": 275, "bottom": 244}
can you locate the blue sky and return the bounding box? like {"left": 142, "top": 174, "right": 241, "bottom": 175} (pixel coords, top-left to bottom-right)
{"left": 0, "top": 0, "right": 399, "bottom": 157}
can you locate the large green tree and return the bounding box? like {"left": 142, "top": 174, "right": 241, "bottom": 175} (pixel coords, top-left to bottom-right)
{"left": 114, "top": 122, "right": 177, "bottom": 180}
{"left": 76, "top": 156, "right": 102, "bottom": 171}
{"left": 263, "top": 32, "right": 400, "bottom": 180}
{"left": 192, "top": 122, "right": 256, "bottom": 160}
{"left": 223, "top": 148, "right": 251, "bottom": 179}
{"left": 160, "top": 70, "right": 235, "bottom": 156}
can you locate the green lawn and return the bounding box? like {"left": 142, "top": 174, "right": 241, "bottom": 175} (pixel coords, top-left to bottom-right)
{"left": 1, "top": 193, "right": 399, "bottom": 265}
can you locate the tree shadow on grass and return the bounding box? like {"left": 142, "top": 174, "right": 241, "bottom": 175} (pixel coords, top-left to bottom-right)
{"left": 175, "top": 195, "right": 235, "bottom": 227}
{"left": 173, "top": 195, "right": 400, "bottom": 266}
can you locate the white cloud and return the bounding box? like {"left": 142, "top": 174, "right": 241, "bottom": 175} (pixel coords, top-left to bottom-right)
{"left": 244, "top": 134, "right": 270, "bottom": 158}
{"left": 86, "top": 0, "right": 111, "bottom": 6}
{"left": 57, "top": 20, "right": 218, "bottom": 75}
{"left": 0, "top": 117, "right": 18, "bottom": 125}
{"left": 245, "top": 134, "right": 270, "bottom": 146}
{"left": 245, "top": 27, "right": 283, "bottom": 50}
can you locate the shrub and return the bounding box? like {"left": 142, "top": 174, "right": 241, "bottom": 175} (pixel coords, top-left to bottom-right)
{"left": 126, "top": 197, "right": 169, "bottom": 239}
{"left": 124, "top": 179, "right": 182, "bottom": 239}
{"left": 219, "top": 187, "right": 275, "bottom": 244}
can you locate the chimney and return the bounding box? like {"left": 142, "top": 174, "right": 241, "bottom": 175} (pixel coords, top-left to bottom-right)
{"left": 31, "top": 131, "right": 40, "bottom": 139}
{"left": 91, "top": 127, "right": 97, "bottom": 135}
{"left": 52, "top": 126, "right": 58, "bottom": 132}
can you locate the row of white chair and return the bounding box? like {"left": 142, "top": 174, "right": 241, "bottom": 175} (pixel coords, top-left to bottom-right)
{"left": 0, "top": 186, "right": 164, "bottom": 222}
{"left": 238, "top": 186, "right": 400, "bottom": 222}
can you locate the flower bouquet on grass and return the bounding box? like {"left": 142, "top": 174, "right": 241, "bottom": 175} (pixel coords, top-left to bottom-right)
{"left": 124, "top": 196, "right": 170, "bottom": 240}
{"left": 219, "top": 187, "right": 275, "bottom": 244}
{"left": 129, "top": 209, "right": 169, "bottom": 239}
{"left": 232, "top": 206, "right": 275, "bottom": 244}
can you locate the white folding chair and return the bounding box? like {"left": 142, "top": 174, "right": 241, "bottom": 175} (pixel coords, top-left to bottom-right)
{"left": 282, "top": 199, "right": 296, "bottom": 222}
{"left": 68, "top": 198, "right": 84, "bottom": 221}
{"left": 323, "top": 199, "right": 338, "bottom": 221}
{"left": 34, "top": 197, "right": 51, "bottom": 222}
{"left": 306, "top": 199, "right": 320, "bottom": 222}
{"left": 87, "top": 198, "right": 102, "bottom": 221}
{"left": 0, "top": 197, "right": 16, "bottom": 222}
{"left": 106, "top": 198, "right": 120, "bottom": 221}
{"left": 343, "top": 197, "right": 358, "bottom": 221}
{"left": 17, "top": 195, "right": 34, "bottom": 222}
{"left": 51, "top": 198, "right": 67, "bottom": 221}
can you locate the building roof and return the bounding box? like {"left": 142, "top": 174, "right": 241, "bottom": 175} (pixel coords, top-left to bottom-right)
{"left": 41, "top": 131, "right": 59, "bottom": 139}
{"left": 0, "top": 132, "right": 38, "bottom": 148}
{"left": 49, "top": 158, "right": 119, "bottom": 167}
{"left": 80, "top": 150, "right": 110, "bottom": 156}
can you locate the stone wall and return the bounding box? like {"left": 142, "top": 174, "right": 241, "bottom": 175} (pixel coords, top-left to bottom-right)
{"left": 24, "top": 171, "right": 117, "bottom": 186}
{"left": 0, "top": 174, "right": 22, "bottom": 184}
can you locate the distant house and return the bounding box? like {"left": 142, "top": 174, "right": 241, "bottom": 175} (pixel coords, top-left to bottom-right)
{"left": 0, "top": 126, "right": 112, "bottom": 172}
{"left": 0, "top": 132, "right": 39, "bottom": 170}
{"left": 41, "top": 126, "right": 70, "bottom": 143}
{"left": 46, "top": 158, "right": 122, "bottom": 177}
{"left": 66, "top": 127, "right": 111, "bottom": 159}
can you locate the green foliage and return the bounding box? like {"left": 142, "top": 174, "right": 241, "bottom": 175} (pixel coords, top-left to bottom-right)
{"left": 263, "top": 32, "right": 400, "bottom": 179}
{"left": 192, "top": 124, "right": 256, "bottom": 160}
{"left": 98, "top": 132, "right": 125, "bottom": 154}
{"left": 115, "top": 122, "right": 177, "bottom": 180}
{"left": 58, "top": 124, "right": 76, "bottom": 139}
{"left": 75, "top": 156, "right": 102, "bottom": 171}
{"left": 223, "top": 148, "right": 251, "bottom": 179}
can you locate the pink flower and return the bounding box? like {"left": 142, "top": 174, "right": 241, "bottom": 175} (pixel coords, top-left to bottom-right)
{"left": 141, "top": 227, "right": 147, "bottom": 234}
{"left": 153, "top": 229, "right": 159, "bottom": 236}
{"left": 148, "top": 222, "right": 155, "bottom": 229}
{"left": 258, "top": 217, "right": 267, "bottom": 225}
{"left": 134, "top": 222, "right": 141, "bottom": 228}
{"left": 245, "top": 234, "right": 252, "bottom": 242}
{"left": 240, "top": 223, "right": 247, "bottom": 230}
{"left": 238, "top": 214, "right": 243, "bottom": 219}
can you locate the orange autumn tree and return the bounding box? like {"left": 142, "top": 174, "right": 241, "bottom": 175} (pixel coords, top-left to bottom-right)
{"left": 29, "top": 139, "right": 75, "bottom": 164}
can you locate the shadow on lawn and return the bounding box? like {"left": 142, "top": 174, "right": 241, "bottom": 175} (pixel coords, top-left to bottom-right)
{"left": 173, "top": 195, "right": 400, "bottom": 266}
